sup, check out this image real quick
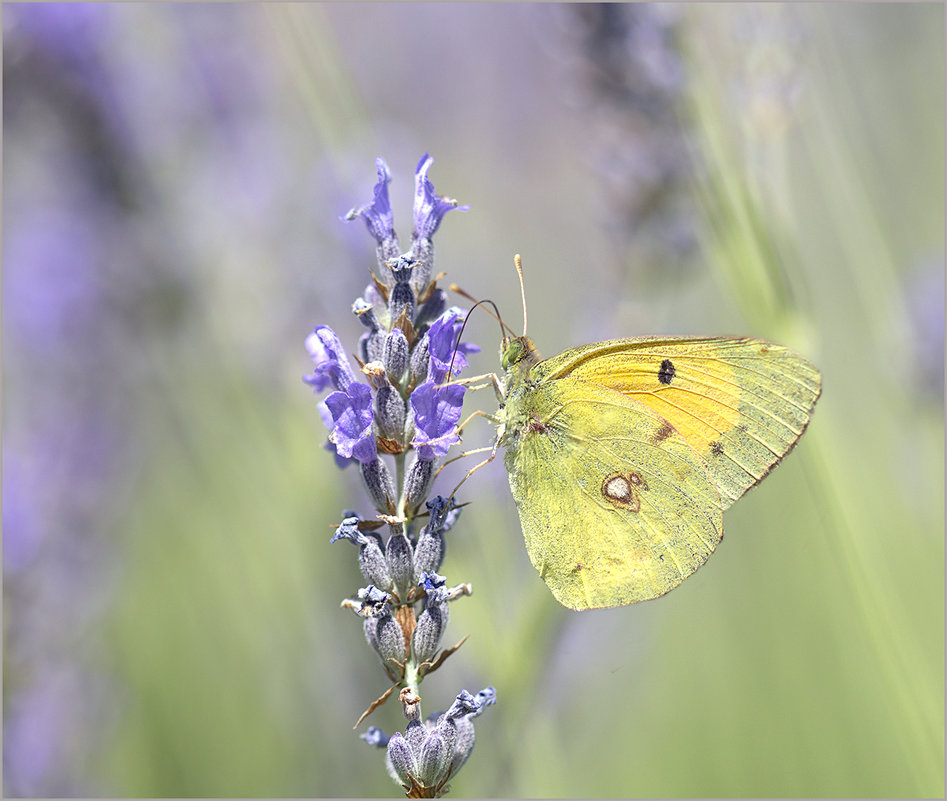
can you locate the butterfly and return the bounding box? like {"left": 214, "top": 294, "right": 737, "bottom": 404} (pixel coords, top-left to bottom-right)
{"left": 489, "top": 258, "right": 821, "bottom": 611}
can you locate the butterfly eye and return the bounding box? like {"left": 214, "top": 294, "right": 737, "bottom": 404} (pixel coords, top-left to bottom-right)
{"left": 501, "top": 339, "right": 523, "bottom": 370}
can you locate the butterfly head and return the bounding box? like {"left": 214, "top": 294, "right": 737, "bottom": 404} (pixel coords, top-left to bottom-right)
{"left": 500, "top": 335, "right": 540, "bottom": 373}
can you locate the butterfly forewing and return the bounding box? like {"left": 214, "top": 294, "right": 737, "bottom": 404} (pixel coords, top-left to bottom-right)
{"left": 532, "top": 337, "right": 822, "bottom": 509}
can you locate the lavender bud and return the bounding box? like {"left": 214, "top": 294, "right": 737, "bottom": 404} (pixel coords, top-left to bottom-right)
{"left": 417, "top": 732, "right": 449, "bottom": 787}
{"left": 359, "top": 457, "right": 396, "bottom": 514}
{"left": 383, "top": 327, "right": 409, "bottom": 383}
{"left": 403, "top": 456, "right": 435, "bottom": 517}
{"left": 410, "top": 237, "right": 436, "bottom": 297}
{"left": 375, "top": 386, "right": 406, "bottom": 444}
{"left": 363, "top": 365, "right": 405, "bottom": 444}
{"left": 413, "top": 496, "right": 452, "bottom": 577}
{"left": 355, "top": 536, "right": 391, "bottom": 589}
{"left": 331, "top": 517, "right": 391, "bottom": 588}
{"left": 450, "top": 716, "right": 476, "bottom": 775}
{"left": 363, "top": 615, "right": 380, "bottom": 654}
{"left": 385, "top": 525, "right": 415, "bottom": 601}
{"left": 412, "top": 598, "right": 448, "bottom": 664}
{"left": 353, "top": 297, "right": 386, "bottom": 363}
{"left": 387, "top": 256, "right": 417, "bottom": 325}
{"left": 375, "top": 611, "right": 407, "bottom": 671}
{"left": 386, "top": 732, "right": 416, "bottom": 787}
{"left": 409, "top": 332, "right": 431, "bottom": 388}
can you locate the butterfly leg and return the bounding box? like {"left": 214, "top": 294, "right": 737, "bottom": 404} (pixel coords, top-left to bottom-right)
{"left": 446, "top": 372, "right": 506, "bottom": 402}
{"left": 444, "top": 436, "right": 501, "bottom": 499}
{"left": 456, "top": 408, "right": 501, "bottom": 436}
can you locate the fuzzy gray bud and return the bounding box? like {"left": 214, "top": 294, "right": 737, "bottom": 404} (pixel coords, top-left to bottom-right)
{"left": 353, "top": 297, "right": 386, "bottom": 363}
{"left": 409, "top": 237, "right": 435, "bottom": 296}
{"left": 386, "top": 733, "right": 416, "bottom": 787}
{"left": 331, "top": 518, "right": 391, "bottom": 589}
{"left": 387, "top": 256, "right": 416, "bottom": 325}
{"left": 417, "top": 733, "right": 450, "bottom": 788}
{"left": 359, "top": 457, "right": 397, "bottom": 514}
{"left": 403, "top": 457, "right": 435, "bottom": 518}
{"left": 374, "top": 611, "right": 406, "bottom": 673}
{"left": 383, "top": 327, "right": 409, "bottom": 383}
{"left": 412, "top": 599, "right": 448, "bottom": 664}
{"left": 409, "top": 331, "right": 430, "bottom": 387}
{"left": 385, "top": 527, "right": 415, "bottom": 601}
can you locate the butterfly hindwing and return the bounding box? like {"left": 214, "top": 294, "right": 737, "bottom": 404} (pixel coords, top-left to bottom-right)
{"left": 503, "top": 378, "right": 723, "bottom": 610}
{"left": 532, "top": 337, "right": 822, "bottom": 509}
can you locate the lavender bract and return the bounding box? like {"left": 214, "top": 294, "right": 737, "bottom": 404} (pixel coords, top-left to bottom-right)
{"left": 306, "top": 156, "right": 493, "bottom": 798}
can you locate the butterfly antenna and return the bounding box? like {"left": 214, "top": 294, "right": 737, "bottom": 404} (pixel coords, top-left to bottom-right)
{"left": 450, "top": 283, "right": 516, "bottom": 338}
{"left": 446, "top": 298, "right": 506, "bottom": 382}
{"left": 513, "top": 254, "right": 528, "bottom": 338}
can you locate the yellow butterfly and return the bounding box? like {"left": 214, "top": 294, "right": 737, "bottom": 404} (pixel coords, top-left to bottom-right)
{"left": 491, "top": 257, "right": 821, "bottom": 611}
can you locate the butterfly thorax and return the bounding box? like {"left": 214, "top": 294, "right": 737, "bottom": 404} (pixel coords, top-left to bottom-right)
{"left": 497, "top": 336, "right": 544, "bottom": 450}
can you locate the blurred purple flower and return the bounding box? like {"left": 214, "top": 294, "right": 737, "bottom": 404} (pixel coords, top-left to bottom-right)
{"left": 325, "top": 383, "right": 377, "bottom": 464}
{"left": 304, "top": 325, "right": 357, "bottom": 393}
{"left": 410, "top": 381, "right": 465, "bottom": 462}
{"left": 3, "top": 203, "right": 105, "bottom": 352}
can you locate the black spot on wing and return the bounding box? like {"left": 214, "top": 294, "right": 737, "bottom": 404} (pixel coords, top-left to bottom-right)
{"left": 658, "top": 359, "right": 676, "bottom": 385}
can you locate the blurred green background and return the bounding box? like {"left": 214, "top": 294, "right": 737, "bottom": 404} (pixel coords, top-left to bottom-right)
{"left": 3, "top": 3, "right": 943, "bottom": 798}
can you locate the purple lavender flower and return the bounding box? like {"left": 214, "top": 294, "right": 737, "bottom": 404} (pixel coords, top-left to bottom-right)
{"left": 426, "top": 309, "right": 481, "bottom": 384}
{"left": 325, "top": 383, "right": 377, "bottom": 464}
{"left": 304, "top": 325, "right": 357, "bottom": 392}
{"left": 413, "top": 154, "right": 469, "bottom": 240}
{"left": 343, "top": 157, "right": 400, "bottom": 266}
{"left": 410, "top": 381, "right": 466, "bottom": 462}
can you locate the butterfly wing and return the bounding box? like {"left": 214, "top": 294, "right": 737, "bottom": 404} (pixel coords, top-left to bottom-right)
{"left": 503, "top": 377, "right": 723, "bottom": 610}
{"left": 532, "top": 337, "right": 821, "bottom": 509}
